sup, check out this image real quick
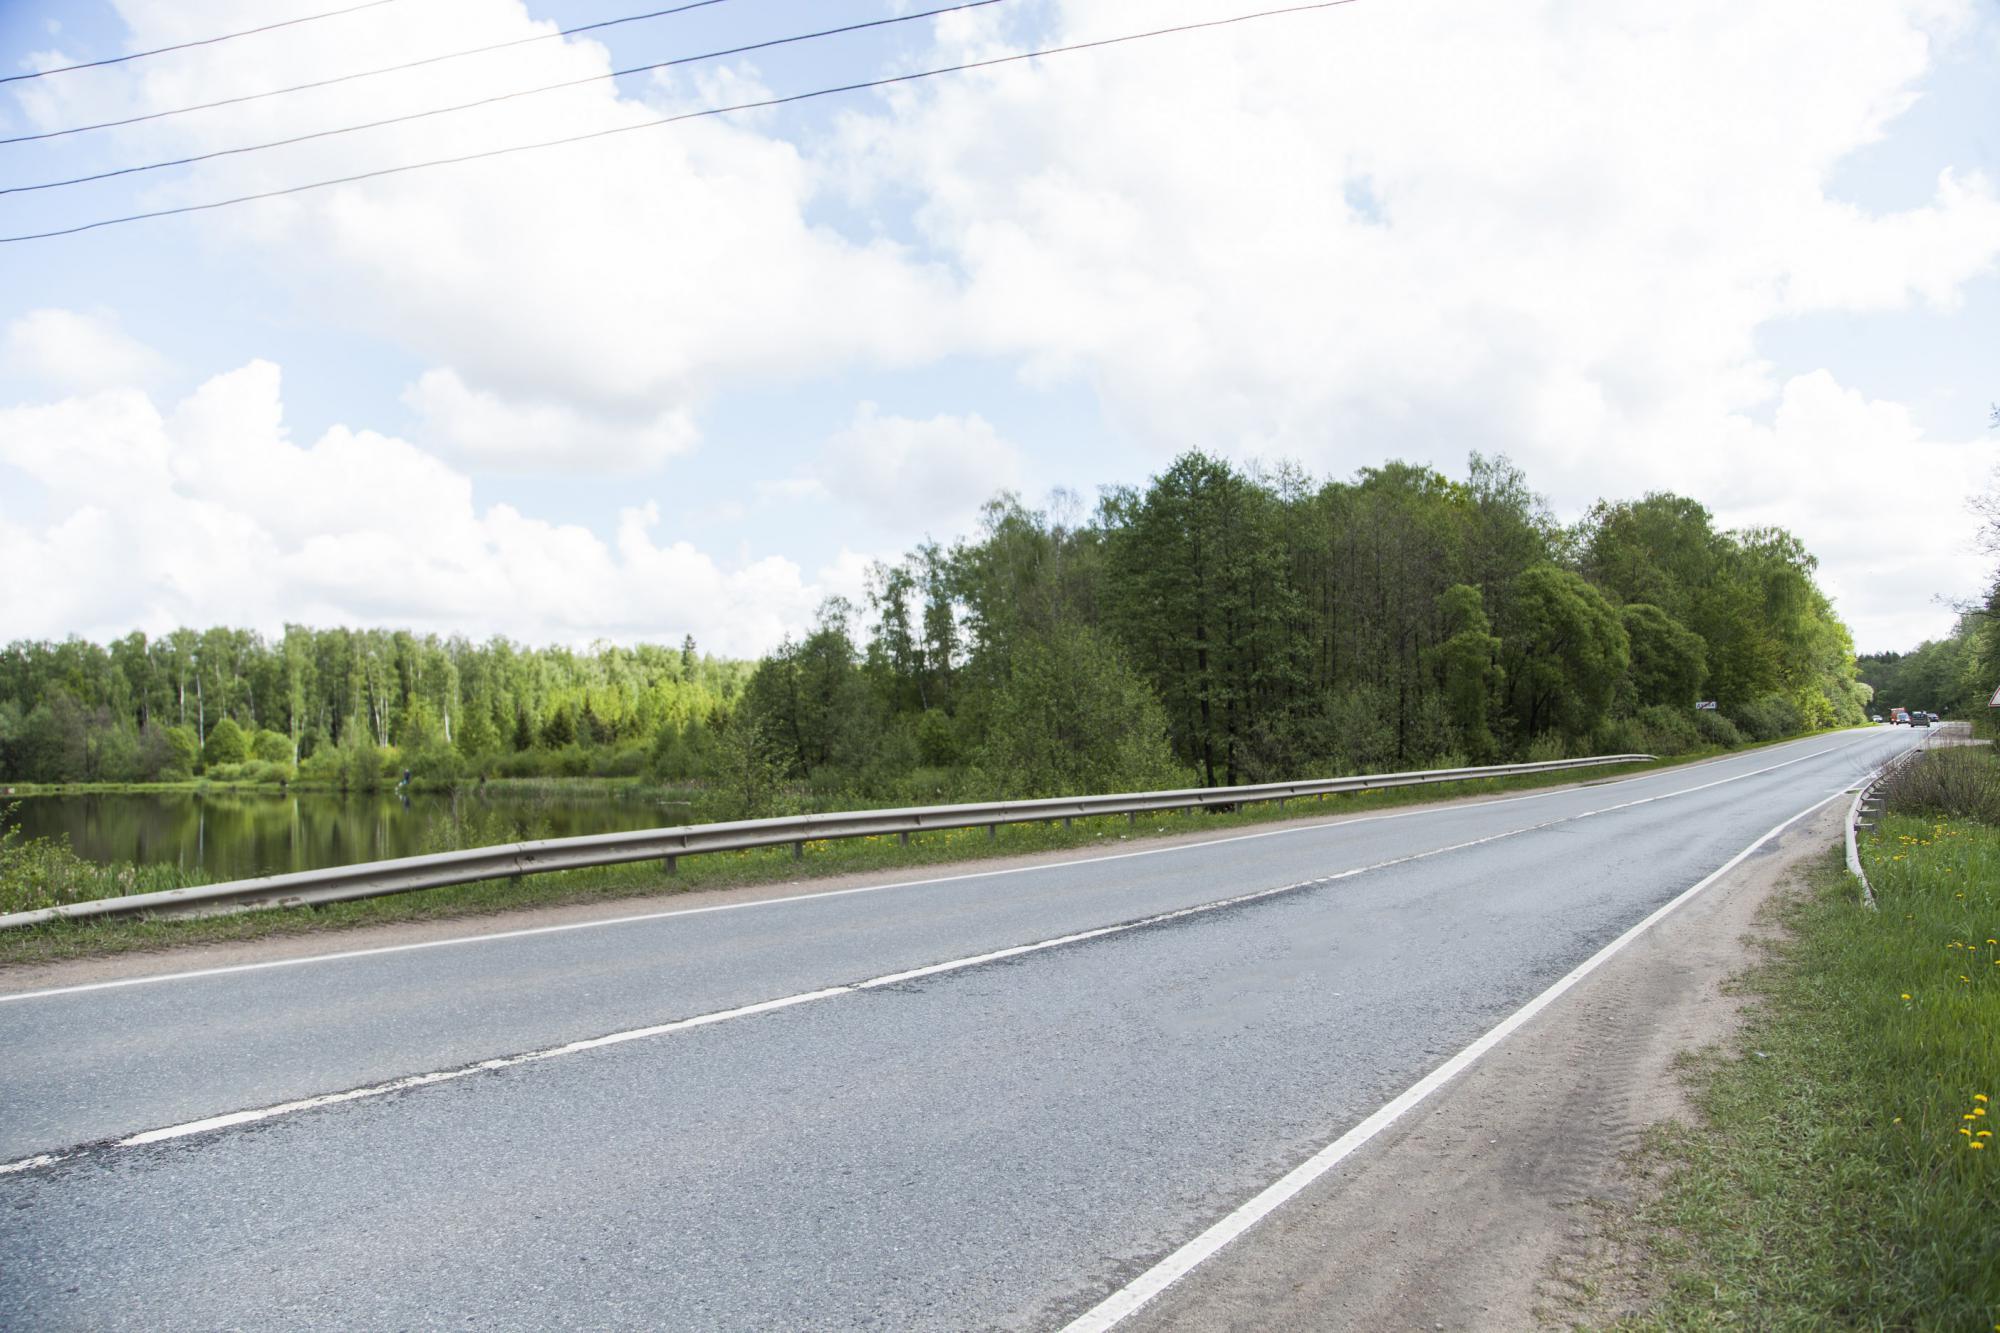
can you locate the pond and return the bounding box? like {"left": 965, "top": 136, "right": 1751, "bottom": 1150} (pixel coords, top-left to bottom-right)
{"left": 0, "top": 788, "right": 696, "bottom": 882}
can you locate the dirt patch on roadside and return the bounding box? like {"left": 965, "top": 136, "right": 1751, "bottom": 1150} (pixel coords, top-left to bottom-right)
{"left": 1119, "top": 805, "right": 1839, "bottom": 1332}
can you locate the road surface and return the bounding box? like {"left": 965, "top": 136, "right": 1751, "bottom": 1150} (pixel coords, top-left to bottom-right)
{"left": 0, "top": 727, "right": 1916, "bottom": 1329}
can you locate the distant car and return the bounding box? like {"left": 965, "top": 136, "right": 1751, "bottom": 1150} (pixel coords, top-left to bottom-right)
{"left": 1871, "top": 714, "right": 1883, "bottom": 723}
{"left": 1890, "top": 708, "right": 1910, "bottom": 725}
{"left": 1913, "top": 713, "right": 1932, "bottom": 728}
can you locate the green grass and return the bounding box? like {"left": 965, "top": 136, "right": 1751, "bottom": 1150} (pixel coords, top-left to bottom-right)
{"left": 1613, "top": 822, "right": 1999, "bottom": 1331}
{"left": 0, "top": 730, "right": 1864, "bottom": 970}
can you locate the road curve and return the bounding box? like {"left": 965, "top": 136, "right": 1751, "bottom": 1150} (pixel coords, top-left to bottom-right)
{"left": 0, "top": 728, "right": 1916, "bottom": 1328}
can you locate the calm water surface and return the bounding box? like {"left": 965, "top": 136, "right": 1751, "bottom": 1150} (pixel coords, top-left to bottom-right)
{"left": 3, "top": 790, "right": 690, "bottom": 880}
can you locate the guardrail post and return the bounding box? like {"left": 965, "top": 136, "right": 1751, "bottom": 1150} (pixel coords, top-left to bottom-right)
{"left": 899, "top": 831, "right": 910, "bottom": 847}
{"left": 1063, "top": 817, "right": 1072, "bottom": 830}
{"left": 987, "top": 823, "right": 996, "bottom": 840}
{"left": 662, "top": 855, "right": 677, "bottom": 876}
{"left": 792, "top": 840, "right": 804, "bottom": 862}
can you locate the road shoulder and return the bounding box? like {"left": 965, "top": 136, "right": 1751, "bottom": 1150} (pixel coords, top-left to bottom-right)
{"left": 1117, "top": 802, "right": 1840, "bottom": 1331}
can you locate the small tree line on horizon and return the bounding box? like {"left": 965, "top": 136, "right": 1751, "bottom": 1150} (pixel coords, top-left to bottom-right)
{"left": 1, "top": 452, "right": 1878, "bottom": 809}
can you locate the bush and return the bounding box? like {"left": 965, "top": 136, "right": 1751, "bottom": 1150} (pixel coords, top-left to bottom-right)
{"left": 977, "top": 625, "right": 1187, "bottom": 798}
{"left": 250, "top": 729, "right": 292, "bottom": 764}
{"left": 1730, "top": 693, "right": 1805, "bottom": 743}
{"left": 1524, "top": 733, "right": 1569, "bottom": 763}
{"left": 1692, "top": 709, "right": 1744, "bottom": 750}
{"left": 405, "top": 742, "right": 466, "bottom": 787}
{"left": 203, "top": 760, "right": 292, "bottom": 785}
{"left": 1880, "top": 748, "right": 2000, "bottom": 824}
{"left": 590, "top": 744, "right": 647, "bottom": 779}
{"left": 137, "top": 722, "right": 198, "bottom": 780}
{"left": 1634, "top": 704, "right": 1702, "bottom": 756}
{"left": 1590, "top": 717, "right": 1647, "bottom": 757}
{"left": 201, "top": 717, "right": 249, "bottom": 768}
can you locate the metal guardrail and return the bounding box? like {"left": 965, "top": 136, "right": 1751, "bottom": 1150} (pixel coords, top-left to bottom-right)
{"left": 0, "top": 753, "right": 1654, "bottom": 931}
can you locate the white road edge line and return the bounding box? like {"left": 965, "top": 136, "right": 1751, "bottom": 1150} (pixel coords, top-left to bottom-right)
{"left": 0, "top": 750, "right": 1883, "bottom": 1176}
{"left": 1056, "top": 779, "right": 1860, "bottom": 1333}
{"left": 0, "top": 730, "right": 1895, "bottom": 1006}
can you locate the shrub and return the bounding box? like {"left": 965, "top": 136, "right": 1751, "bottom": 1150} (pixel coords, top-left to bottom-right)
{"left": 1692, "top": 709, "right": 1744, "bottom": 750}
{"left": 1524, "top": 733, "right": 1569, "bottom": 763}
{"left": 1590, "top": 717, "right": 1647, "bottom": 757}
{"left": 1634, "top": 704, "right": 1702, "bottom": 756}
{"left": 201, "top": 717, "right": 249, "bottom": 767}
{"left": 203, "top": 760, "right": 292, "bottom": 785}
{"left": 1880, "top": 748, "right": 2000, "bottom": 824}
{"left": 1730, "top": 693, "right": 1805, "bottom": 743}
{"left": 250, "top": 729, "right": 293, "bottom": 764}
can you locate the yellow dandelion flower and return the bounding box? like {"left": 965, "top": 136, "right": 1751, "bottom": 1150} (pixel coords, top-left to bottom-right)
{"left": 1900, "top": 993, "right": 1912, "bottom": 1001}
{"left": 1973, "top": 1141, "right": 1987, "bottom": 1150}
{"left": 1979, "top": 1095, "right": 1992, "bottom": 1103}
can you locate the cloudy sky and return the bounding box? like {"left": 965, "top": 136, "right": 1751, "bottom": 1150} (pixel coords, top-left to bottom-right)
{"left": 1, "top": 0, "right": 1995, "bottom": 657}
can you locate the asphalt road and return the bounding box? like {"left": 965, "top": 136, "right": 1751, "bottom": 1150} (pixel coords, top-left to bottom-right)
{"left": 0, "top": 727, "right": 1918, "bottom": 1329}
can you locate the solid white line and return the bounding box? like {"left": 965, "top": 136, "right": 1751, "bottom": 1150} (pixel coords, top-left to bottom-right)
{"left": 0, "top": 747, "right": 1888, "bottom": 1176}
{"left": 0, "top": 730, "right": 1896, "bottom": 1007}
{"left": 1057, "top": 780, "right": 1858, "bottom": 1333}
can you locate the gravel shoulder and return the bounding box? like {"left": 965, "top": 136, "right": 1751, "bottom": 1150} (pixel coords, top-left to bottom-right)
{"left": 1118, "top": 801, "right": 1840, "bottom": 1331}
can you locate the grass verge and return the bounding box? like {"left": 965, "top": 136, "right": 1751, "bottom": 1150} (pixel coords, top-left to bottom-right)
{"left": 1613, "top": 822, "right": 1999, "bottom": 1330}
{"left": 0, "top": 730, "right": 1867, "bottom": 971}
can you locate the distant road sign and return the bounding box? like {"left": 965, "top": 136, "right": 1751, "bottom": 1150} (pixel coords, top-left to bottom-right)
{"left": 1990, "top": 683, "right": 2000, "bottom": 708}
{"left": 1696, "top": 700, "right": 1718, "bottom": 711}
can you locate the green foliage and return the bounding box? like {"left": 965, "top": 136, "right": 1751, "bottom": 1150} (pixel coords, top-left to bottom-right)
{"left": 201, "top": 716, "right": 248, "bottom": 768}
{"left": 1620, "top": 603, "right": 1706, "bottom": 707}
{"left": 978, "top": 624, "right": 1188, "bottom": 798}
{"left": 1502, "top": 564, "right": 1629, "bottom": 739}
{"left": 1432, "top": 584, "right": 1504, "bottom": 762}
{"left": 0, "top": 802, "right": 208, "bottom": 913}
{"left": 0, "top": 452, "right": 1871, "bottom": 801}
{"left": 1729, "top": 692, "right": 1805, "bottom": 743}
{"left": 1691, "top": 708, "right": 1745, "bottom": 749}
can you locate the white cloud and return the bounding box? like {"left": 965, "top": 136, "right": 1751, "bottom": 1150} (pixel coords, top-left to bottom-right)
{"left": 812, "top": 403, "right": 1023, "bottom": 536}
{"left": 1700, "top": 371, "right": 1994, "bottom": 652}
{"left": 12, "top": 0, "right": 955, "bottom": 470}
{"left": 404, "top": 368, "right": 698, "bottom": 472}
{"left": 833, "top": 0, "right": 2000, "bottom": 502}
{"left": 7, "top": 0, "right": 1997, "bottom": 650}
{"left": 3, "top": 308, "right": 168, "bottom": 394}
{"left": 0, "top": 362, "right": 849, "bottom": 654}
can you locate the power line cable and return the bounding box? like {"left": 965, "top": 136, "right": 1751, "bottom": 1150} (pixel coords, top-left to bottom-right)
{"left": 2, "top": 0, "right": 1007, "bottom": 197}
{"left": 1, "top": 0, "right": 409, "bottom": 86}
{"left": 1, "top": 0, "right": 1361, "bottom": 245}
{"left": 2, "top": 0, "right": 737, "bottom": 147}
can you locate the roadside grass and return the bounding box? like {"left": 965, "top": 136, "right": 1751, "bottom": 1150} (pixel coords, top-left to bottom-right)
{"left": 1613, "top": 824, "right": 1999, "bottom": 1331}
{"left": 0, "top": 729, "right": 1871, "bottom": 970}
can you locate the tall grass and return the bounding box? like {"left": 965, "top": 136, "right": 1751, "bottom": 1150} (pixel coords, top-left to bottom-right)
{"left": 0, "top": 805, "right": 211, "bottom": 916}
{"left": 1621, "top": 821, "right": 1999, "bottom": 1328}
{"left": 1880, "top": 745, "right": 2000, "bottom": 825}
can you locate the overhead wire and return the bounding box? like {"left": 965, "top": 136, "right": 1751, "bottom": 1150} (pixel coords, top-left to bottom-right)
{"left": 0, "top": 0, "right": 410, "bottom": 85}
{"left": 0, "top": 0, "right": 1362, "bottom": 245}
{"left": 2, "top": 0, "right": 738, "bottom": 147}
{"left": 1, "top": 0, "right": 1009, "bottom": 197}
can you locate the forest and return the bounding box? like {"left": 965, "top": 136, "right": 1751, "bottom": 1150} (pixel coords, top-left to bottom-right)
{"left": 0, "top": 452, "right": 1880, "bottom": 812}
